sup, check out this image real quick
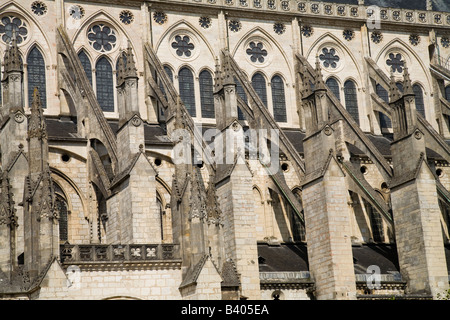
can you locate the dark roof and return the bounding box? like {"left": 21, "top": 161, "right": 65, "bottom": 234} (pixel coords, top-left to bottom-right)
{"left": 352, "top": 244, "right": 400, "bottom": 274}
{"left": 258, "top": 243, "right": 402, "bottom": 275}
{"left": 257, "top": 243, "right": 309, "bottom": 272}
{"left": 283, "top": 130, "right": 305, "bottom": 154}
{"left": 445, "top": 245, "right": 450, "bottom": 273}
{"left": 45, "top": 118, "right": 81, "bottom": 140}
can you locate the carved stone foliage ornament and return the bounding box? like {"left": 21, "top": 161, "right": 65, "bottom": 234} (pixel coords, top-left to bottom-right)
{"left": 14, "top": 111, "right": 25, "bottom": 123}
{"left": 131, "top": 115, "right": 142, "bottom": 127}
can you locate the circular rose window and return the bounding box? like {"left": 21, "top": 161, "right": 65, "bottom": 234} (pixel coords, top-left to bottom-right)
{"left": 87, "top": 24, "right": 117, "bottom": 53}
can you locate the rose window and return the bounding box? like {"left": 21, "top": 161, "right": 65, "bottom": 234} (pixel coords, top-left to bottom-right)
{"left": 228, "top": 20, "right": 241, "bottom": 32}
{"left": 319, "top": 48, "right": 340, "bottom": 69}
{"left": 199, "top": 17, "right": 211, "bottom": 29}
{"left": 119, "top": 10, "right": 134, "bottom": 25}
{"left": 371, "top": 31, "right": 383, "bottom": 44}
{"left": 31, "top": 1, "right": 47, "bottom": 16}
{"left": 246, "top": 42, "right": 267, "bottom": 63}
{"left": 0, "top": 16, "right": 28, "bottom": 44}
{"left": 87, "top": 24, "right": 117, "bottom": 52}
{"left": 386, "top": 53, "right": 404, "bottom": 73}
{"left": 171, "top": 35, "right": 194, "bottom": 57}
{"left": 153, "top": 12, "right": 167, "bottom": 25}
{"left": 301, "top": 25, "right": 313, "bottom": 37}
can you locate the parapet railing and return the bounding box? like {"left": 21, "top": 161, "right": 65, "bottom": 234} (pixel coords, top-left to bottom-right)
{"left": 155, "top": 0, "right": 450, "bottom": 28}
{"left": 59, "top": 243, "right": 180, "bottom": 263}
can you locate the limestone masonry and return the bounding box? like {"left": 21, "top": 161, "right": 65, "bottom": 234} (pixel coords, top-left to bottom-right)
{"left": 0, "top": 0, "right": 450, "bottom": 300}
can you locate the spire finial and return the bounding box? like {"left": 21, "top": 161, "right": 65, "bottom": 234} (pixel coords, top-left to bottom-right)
{"left": 314, "top": 55, "right": 326, "bottom": 91}
{"left": 389, "top": 71, "right": 402, "bottom": 103}
{"left": 402, "top": 63, "right": 414, "bottom": 96}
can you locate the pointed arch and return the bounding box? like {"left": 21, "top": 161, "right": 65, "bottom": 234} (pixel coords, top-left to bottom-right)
{"left": 71, "top": 10, "right": 136, "bottom": 54}
{"left": 95, "top": 56, "right": 114, "bottom": 112}
{"left": 251, "top": 72, "right": 268, "bottom": 108}
{"left": 77, "top": 49, "right": 93, "bottom": 85}
{"left": 376, "top": 83, "right": 392, "bottom": 129}
{"left": 232, "top": 26, "right": 294, "bottom": 80}
{"left": 199, "top": 69, "right": 214, "bottom": 118}
{"left": 27, "top": 45, "right": 47, "bottom": 108}
{"left": 271, "top": 74, "right": 287, "bottom": 122}
{"left": 155, "top": 19, "right": 216, "bottom": 60}
{"left": 325, "top": 76, "right": 340, "bottom": 101}
{"left": 306, "top": 32, "right": 363, "bottom": 85}
{"left": 374, "top": 38, "right": 431, "bottom": 88}
{"left": 0, "top": 1, "right": 54, "bottom": 66}
{"left": 344, "top": 79, "right": 359, "bottom": 125}
{"left": 413, "top": 83, "right": 425, "bottom": 118}
{"left": 178, "top": 66, "right": 196, "bottom": 117}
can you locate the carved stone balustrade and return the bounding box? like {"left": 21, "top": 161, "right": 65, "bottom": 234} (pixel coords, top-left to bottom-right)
{"left": 59, "top": 243, "right": 181, "bottom": 270}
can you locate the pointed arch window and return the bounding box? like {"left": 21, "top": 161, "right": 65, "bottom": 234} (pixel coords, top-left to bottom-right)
{"left": 95, "top": 57, "right": 114, "bottom": 112}
{"left": 344, "top": 80, "right": 359, "bottom": 125}
{"left": 446, "top": 85, "right": 450, "bottom": 102}
{"left": 163, "top": 65, "right": 173, "bottom": 83}
{"left": 292, "top": 188, "right": 306, "bottom": 242}
{"left": 53, "top": 181, "right": 69, "bottom": 243}
{"left": 78, "top": 50, "right": 92, "bottom": 85}
{"left": 27, "top": 47, "right": 46, "bottom": 108}
{"left": 0, "top": 56, "right": 2, "bottom": 105}
{"left": 413, "top": 84, "right": 425, "bottom": 118}
{"left": 251, "top": 72, "right": 267, "bottom": 107}
{"left": 160, "top": 65, "right": 173, "bottom": 98}
{"left": 325, "top": 77, "right": 340, "bottom": 101}
{"left": 271, "top": 75, "right": 287, "bottom": 122}
{"left": 376, "top": 84, "right": 392, "bottom": 129}
{"left": 234, "top": 76, "right": 247, "bottom": 120}
{"left": 178, "top": 67, "right": 196, "bottom": 117}
{"left": 199, "top": 69, "right": 214, "bottom": 118}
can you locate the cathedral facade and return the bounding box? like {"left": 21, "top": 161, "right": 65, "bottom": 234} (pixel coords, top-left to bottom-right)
{"left": 0, "top": 0, "right": 449, "bottom": 300}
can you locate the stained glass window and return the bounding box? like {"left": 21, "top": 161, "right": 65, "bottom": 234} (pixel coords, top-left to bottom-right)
{"left": 159, "top": 65, "right": 173, "bottom": 99}
{"left": 246, "top": 42, "right": 267, "bottom": 63}
{"left": 234, "top": 76, "right": 247, "bottom": 120}
{"left": 0, "top": 16, "right": 28, "bottom": 44}
{"left": 78, "top": 50, "right": 92, "bottom": 85}
{"left": 95, "top": 57, "right": 114, "bottom": 112}
{"left": 319, "top": 48, "right": 339, "bottom": 69}
{"left": 386, "top": 53, "right": 404, "bottom": 73}
{"left": 199, "top": 70, "right": 214, "bottom": 118}
{"left": 271, "top": 75, "right": 286, "bottom": 122}
{"left": 251, "top": 72, "right": 267, "bottom": 107}
{"left": 87, "top": 24, "right": 117, "bottom": 53}
{"left": 178, "top": 67, "right": 196, "bottom": 117}
{"left": 0, "top": 57, "right": 2, "bottom": 105}
{"left": 344, "top": 80, "right": 359, "bottom": 125}
{"left": 56, "top": 194, "right": 69, "bottom": 242}
{"left": 376, "top": 84, "right": 391, "bottom": 129}
{"left": 171, "top": 35, "right": 194, "bottom": 57}
{"left": 325, "top": 77, "right": 340, "bottom": 101}
{"left": 366, "top": 201, "right": 384, "bottom": 243}
{"left": 27, "top": 47, "right": 46, "bottom": 108}
{"left": 413, "top": 84, "right": 425, "bottom": 118}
